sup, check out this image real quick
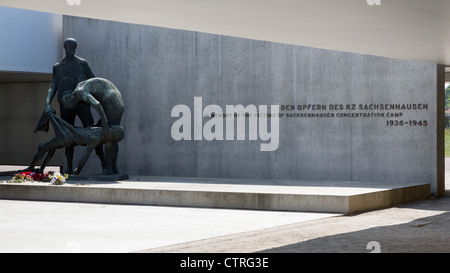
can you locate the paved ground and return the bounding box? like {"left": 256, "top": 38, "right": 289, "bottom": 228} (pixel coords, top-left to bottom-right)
{"left": 1, "top": 163, "right": 449, "bottom": 253}
{"left": 0, "top": 199, "right": 338, "bottom": 253}
{"left": 143, "top": 196, "right": 450, "bottom": 253}
{"left": 141, "top": 159, "right": 450, "bottom": 253}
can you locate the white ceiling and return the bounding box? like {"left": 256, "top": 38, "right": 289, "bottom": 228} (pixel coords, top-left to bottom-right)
{"left": 1, "top": 0, "right": 449, "bottom": 65}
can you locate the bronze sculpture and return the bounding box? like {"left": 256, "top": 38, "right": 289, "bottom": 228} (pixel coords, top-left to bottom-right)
{"left": 42, "top": 38, "right": 105, "bottom": 174}
{"left": 22, "top": 39, "right": 126, "bottom": 177}
{"left": 24, "top": 111, "right": 124, "bottom": 175}
{"left": 62, "top": 77, "right": 124, "bottom": 175}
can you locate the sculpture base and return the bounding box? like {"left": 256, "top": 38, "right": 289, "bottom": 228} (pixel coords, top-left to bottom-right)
{"left": 0, "top": 176, "right": 431, "bottom": 214}
{"left": 68, "top": 173, "right": 129, "bottom": 181}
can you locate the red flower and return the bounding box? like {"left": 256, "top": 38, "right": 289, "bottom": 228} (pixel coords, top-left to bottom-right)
{"left": 13, "top": 171, "right": 52, "bottom": 182}
{"left": 31, "top": 172, "right": 46, "bottom": 181}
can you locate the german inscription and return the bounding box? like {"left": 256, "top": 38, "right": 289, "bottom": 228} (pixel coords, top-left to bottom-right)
{"left": 279, "top": 103, "right": 429, "bottom": 128}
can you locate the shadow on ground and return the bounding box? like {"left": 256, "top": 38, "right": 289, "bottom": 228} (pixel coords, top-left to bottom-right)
{"left": 260, "top": 198, "right": 450, "bottom": 253}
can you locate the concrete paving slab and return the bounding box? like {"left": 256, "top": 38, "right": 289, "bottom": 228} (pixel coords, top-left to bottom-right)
{"left": 0, "top": 165, "right": 441, "bottom": 253}
{"left": 0, "top": 199, "right": 339, "bottom": 253}
{"left": 0, "top": 175, "right": 430, "bottom": 213}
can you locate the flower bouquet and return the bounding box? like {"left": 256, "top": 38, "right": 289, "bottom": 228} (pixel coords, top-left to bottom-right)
{"left": 11, "top": 170, "right": 68, "bottom": 185}
{"left": 48, "top": 172, "right": 69, "bottom": 185}
{"left": 12, "top": 171, "right": 50, "bottom": 182}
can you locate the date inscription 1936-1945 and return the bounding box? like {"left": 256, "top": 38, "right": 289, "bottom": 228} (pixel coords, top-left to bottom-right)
{"left": 386, "top": 120, "right": 428, "bottom": 127}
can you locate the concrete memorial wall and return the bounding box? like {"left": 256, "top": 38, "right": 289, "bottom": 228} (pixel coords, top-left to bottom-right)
{"left": 63, "top": 16, "right": 443, "bottom": 194}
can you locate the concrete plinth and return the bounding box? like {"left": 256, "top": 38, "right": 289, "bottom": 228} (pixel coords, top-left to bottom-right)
{"left": 68, "top": 174, "right": 129, "bottom": 181}
{"left": 0, "top": 176, "right": 430, "bottom": 214}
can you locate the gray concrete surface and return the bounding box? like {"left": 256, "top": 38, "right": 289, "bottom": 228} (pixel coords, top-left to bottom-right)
{"left": 64, "top": 16, "right": 440, "bottom": 195}
{"left": 141, "top": 158, "right": 450, "bottom": 253}
{"left": 143, "top": 196, "right": 450, "bottom": 253}
{"left": 0, "top": 199, "right": 338, "bottom": 253}
{"left": 0, "top": 160, "right": 447, "bottom": 253}
{"left": 0, "top": 175, "right": 430, "bottom": 214}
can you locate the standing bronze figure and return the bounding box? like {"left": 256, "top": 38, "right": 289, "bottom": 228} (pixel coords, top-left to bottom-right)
{"left": 42, "top": 38, "right": 106, "bottom": 174}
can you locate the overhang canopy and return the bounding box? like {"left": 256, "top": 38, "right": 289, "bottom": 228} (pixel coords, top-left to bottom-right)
{"left": 1, "top": 0, "right": 449, "bottom": 65}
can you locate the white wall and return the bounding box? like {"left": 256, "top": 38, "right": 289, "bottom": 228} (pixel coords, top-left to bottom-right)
{"left": 0, "top": 6, "right": 62, "bottom": 73}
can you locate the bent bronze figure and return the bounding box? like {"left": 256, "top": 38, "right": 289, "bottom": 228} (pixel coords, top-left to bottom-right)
{"left": 23, "top": 111, "right": 124, "bottom": 175}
